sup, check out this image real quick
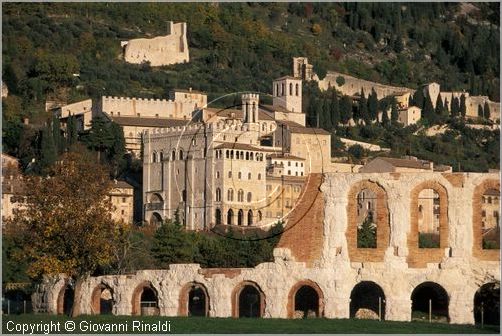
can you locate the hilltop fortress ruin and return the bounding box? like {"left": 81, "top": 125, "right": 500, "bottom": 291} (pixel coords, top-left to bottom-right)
{"left": 121, "top": 21, "right": 189, "bottom": 66}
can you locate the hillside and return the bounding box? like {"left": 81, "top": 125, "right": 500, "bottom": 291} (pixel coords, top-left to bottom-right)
{"left": 1, "top": 2, "right": 500, "bottom": 172}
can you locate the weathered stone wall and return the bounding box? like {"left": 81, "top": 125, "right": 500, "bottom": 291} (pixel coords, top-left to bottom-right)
{"left": 123, "top": 22, "right": 189, "bottom": 66}
{"left": 40, "top": 172, "right": 499, "bottom": 324}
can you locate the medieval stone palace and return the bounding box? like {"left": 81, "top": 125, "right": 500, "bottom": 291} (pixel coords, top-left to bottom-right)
{"left": 35, "top": 171, "right": 499, "bottom": 324}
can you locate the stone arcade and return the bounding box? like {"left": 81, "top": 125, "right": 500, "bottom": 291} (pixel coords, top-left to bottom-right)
{"left": 34, "top": 172, "right": 499, "bottom": 324}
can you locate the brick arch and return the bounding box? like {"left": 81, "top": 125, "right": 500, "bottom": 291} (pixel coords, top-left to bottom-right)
{"left": 131, "top": 281, "right": 159, "bottom": 316}
{"left": 178, "top": 282, "right": 210, "bottom": 317}
{"left": 472, "top": 179, "right": 500, "bottom": 261}
{"left": 231, "top": 280, "right": 265, "bottom": 318}
{"left": 287, "top": 279, "right": 325, "bottom": 318}
{"left": 407, "top": 180, "right": 449, "bottom": 268}
{"left": 346, "top": 180, "right": 390, "bottom": 262}
{"left": 56, "top": 281, "right": 74, "bottom": 315}
{"left": 90, "top": 283, "right": 114, "bottom": 315}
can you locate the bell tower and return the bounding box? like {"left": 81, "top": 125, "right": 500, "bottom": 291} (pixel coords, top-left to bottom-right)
{"left": 242, "top": 93, "right": 259, "bottom": 125}
{"left": 272, "top": 76, "right": 302, "bottom": 114}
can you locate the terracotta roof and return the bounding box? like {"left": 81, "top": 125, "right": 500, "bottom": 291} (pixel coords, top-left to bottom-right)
{"left": 275, "top": 76, "right": 301, "bottom": 81}
{"left": 484, "top": 188, "right": 500, "bottom": 196}
{"left": 108, "top": 115, "right": 189, "bottom": 128}
{"left": 204, "top": 107, "right": 275, "bottom": 121}
{"left": 378, "top": 157, "right": 431, "bottom": 170}
{"left": 276, "top": 120, "right": 331, "bottom": 135}
{"left": 112, "top": 180, "right": 134, "bottom": 189}
{"left": 214, "top": 142, "right": 278, "bottom": 152}
{"left": 268, "top": 153, "right": 305, "bottom": 161}
{"left": 261, "top": 104, "right": 290, "bottom": 114}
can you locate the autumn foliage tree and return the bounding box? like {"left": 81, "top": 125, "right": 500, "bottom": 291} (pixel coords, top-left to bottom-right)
{"left": 9, "top": 148, "right": 122, "bottom": 316}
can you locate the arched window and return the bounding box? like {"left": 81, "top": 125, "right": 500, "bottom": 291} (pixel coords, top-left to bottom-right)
{"left": 417, "top": 189, "right": 441, "bottom": 248}
{"left": 238, "top": 172, "right": 242, "bottom": 180}
{"left": 228, "top": 171, "right": 232, "bottom": 178}
{"left": 247, "top": 192, "right": 252, "bottom": 202}
{"left": 228, "top": 189, "right": 234, "bottom": 201}
{"left": 295, "top": 83, "right": 299, "bottom": 96}
{"left": 250, "top": 152, "right": 254, "bottom": 160}
{"left": 152, "top": 152, "right": 157, "bottom": 163}
{"left": 172, "top": 150, "right": 176, "bottom": 161}
{"left": 281, "top": 83, "right": 285, "bottom": 96}
{"left": 248, "top": 173, "right": 251, "bottom": 180}
{"left": 230, "top": 150, "right": 234, "bottom": 159}
{"left": 226, "top": 150, "right": 229, "bottom": 159}
{"left": 215, "top": 209, "right": 222, "bottom": 225}
{"left": 238, "top": 189, "right": 244, "bottom": 202}
{"left": 276, "top": 84, "right": 279, "bottom": 96}
{"left": 248, "top": 210, "right": 253, "bottom": 226}
{"left": 258, "top": 210, "right": 262, "bottom": 221}
{"left": 216, "top": 188, "right": 221, "bottom": 202}
{"left": 238, "top": 209, "right": 244, "bottom": 226}
{"left": 179, "top": 150, "right": 184, "bottom": 160}
{"left": 246, "top": 152, "right": 249, "bottom": 160}
{"left": 236, "top": 151, "right": 240, "bottom": 160}
{"left": 262, "top": 123, "right": 266, "bottom": 131}
{"left": 289, "top": 82, "right": 293, "bottom": 95}
{"left": 227, "top": 209, "right": 234, "bottom": 225}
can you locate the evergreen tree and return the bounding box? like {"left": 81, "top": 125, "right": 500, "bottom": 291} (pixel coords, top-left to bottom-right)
{"left": 443, "top": 98, "right": 449, "bottom": 114}
{"left": 381, "top": 106, "right": 390, "bottom": 125}
{"left": 435, "top": 95, "right": 444, "bottom": 121}
{"left": 357, "top": 212, "right": 376, "bottom": 248}
{"left": 340, "top": 95, "right": 353, "bottom": 124}
{"left": 413, "top": 89, "right": 425, "bottom": 109}
{"left": 422, "top": 93, "right": 435, "bottom": 123}
{"left": 368, "top": 89, "right": 378, "bottom": 121}
{"left": 151, "top": 219, "right": 197, "bottom": 267}
{"left": 484, "top": 101, "right": 491, "bottom": 120}
{"left": 67, "top": 114, "right": 78, "bottom": 148}
{"left": 52, "top": 116, "right": 62, "bottom": 154}
{"left": 451, "top": 97, "right": 460, "bottom": 117}
{"left": 390, "top": 101, "right": 398, "bottom": 122}
{"left": 330, "top": 90, "right": 340, "bottom": 127}
{"left": 39, "top": 124, "right": 57, "bottom": 172}
{"left": 460, "top": 94, "right": 467, "bottom": 117}
{"left": 322, "top": 98, "right": 332, "bottom": 129}
{"left": 358, "top": 88, "right": 369, "bottom": 124}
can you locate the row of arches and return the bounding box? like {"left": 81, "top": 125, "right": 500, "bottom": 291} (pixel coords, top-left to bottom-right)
{"left": 56, "top": 279, "right": 499, "bottom": 325}
{"left": 220, "top": 189, "right": 253, "bottom": 202}
{"left": 215, "top": 208, "right": 263, "bottom": 226}
{"left": 218, "top": 149, "right": 264, "bottom": 161}
{"left": 274, "top": 82, "right": 300, "bottom": 97}
{"left": 152, "top": 149, "right": 184, "bottom": 163}
{"left": 348, "top": 179, "right": 500, "bottom": 264}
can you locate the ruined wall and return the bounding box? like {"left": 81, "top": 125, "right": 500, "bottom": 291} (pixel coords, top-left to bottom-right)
{"left": 40, "top": 172, "right": 499, "bottom": 324}
{"left": 123, "top": 22, "right": 189, "bottom": 66}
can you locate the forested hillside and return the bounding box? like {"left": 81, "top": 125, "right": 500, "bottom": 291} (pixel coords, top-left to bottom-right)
{"left": 2, "top": 2, "right": 500, "bottom": 172}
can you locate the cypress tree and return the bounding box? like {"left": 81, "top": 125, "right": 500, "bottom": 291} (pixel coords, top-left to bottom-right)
{"left": 358, "top": 88, "right": 369, "bottom": 124}
{"left": 390, "top": 101, "right": 399, "bottom": 122}
{"left": 413, "top": 88, "right": 425, "bottom": 109}
{"left": 484, "top": 101, "right": 491, "bottom": 120}
{"left": 322, "top": 98, "right": 333, "bottom": 129}
{"left": 460, "top": 94, "right": 467, "bottom": 117}
{"left": 67, "top": 114, "right": 78, "bottom": 147}
{"left": 451, "top": 97, "right": 460, "bottom": 117}
{"left": 443, "top": 98, "right": 449, "bottom": 114}
{"left": 381, "top": 106, "right": 390, "bottom": 125}
{"left": 52, "top": 116, "right": 62, "bottom": 154}
{"left": 340, "top": 95, "right": 353, "bottom": 124}
{"left": 435, "top": 95, "right": 444, "bottom": 119}
{"left": 422, "top": 93, "right": 435, "bottom": 123}
{"left": 40, "top": 124, "right": 57, "bottom": 171}
{"left": 330, "top": 90, "right": 340, "bottom": 127}
{"left": 368, "top": 89, "right": 378, "bottom": 121}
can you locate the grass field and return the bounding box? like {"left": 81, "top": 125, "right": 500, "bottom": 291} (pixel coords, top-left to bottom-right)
{"left": 2, "top": 315, "right": 499, "bottom": 334}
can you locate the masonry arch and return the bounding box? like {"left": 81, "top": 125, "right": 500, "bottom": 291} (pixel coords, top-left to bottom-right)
{"left": 238, "top": 209, "right": 244, "bottom": 226}
{"left": 287, "top": 280, "right": 324, "bottom": 318}
{"left": 150, "top": 212, "right": 162, "bottom": 225}
{"left": 215, "top": 208, "right": 222, "bottom": 225}
{"left": 350, "top": 281, "right": 386, "bottom": 320}
{"left": 407, "top": 180, "right": 449, "bottom": 268}
{"left": 247, "top": 210, "right": 253, "bottom": 226}
{"left": 227, "top": 209, "right": 234, "bottom": 225}
{"left": 90, "top": 284, "right": 114, "bottom": 315}
{"left": 232, "top": 281, "right": 265, "bottom": 318}
{"left": 56, "top": 284, "right": 74, "bottom": 315}
{"left": 474, "top": 282, "right": 500, "bottom": 326}
{"left": 411, "top": 282, "right": 449, "bottom": 322}
{"left": 150, "top": 193, "right": 163, "bottom": 204}
{"left": 178, "top": 282, "right": 210, "bottom": 317}
{"left": 346, "top": 180, "right": 389, "bottom": 262}
{"left": 131, "top": 281, "right": 159, "bottom": 316}
{"left": 472, "top": 179, "right": 500, "bottom": 261}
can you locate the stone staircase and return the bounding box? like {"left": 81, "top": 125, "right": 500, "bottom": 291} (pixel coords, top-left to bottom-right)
{"left": 277, "top": 173, "right": 324, "bottom": 267}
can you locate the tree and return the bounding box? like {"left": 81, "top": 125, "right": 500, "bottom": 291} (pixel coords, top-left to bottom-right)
{"left": 330, "top": 90, "right": 340, "bottom": 127}
{"left": 368, "top": 89, "right": 378, "bottom": 121}
{"left": 357, "top": 212, "right": 376, "bottom": 248}
{"left": 460, "top": 94, "right": 467, "bottom": 117}
{"left": 348, "top": 144, "right": 364, "bottom": 161}
{"left": 52, "top": 116, "right": 62, "bottom": 154}
{"left": 422, "top": 93, "right": 435, "bottom": 123}
{"left": 390, "top": 101, "right": 399, "bottom": 122}
{"left": 435, "top": 95, "right": 444, "bottom": 121}
{"left": 484, "top": 101, "right": 491, "bottom": 120}
{"left": 39, "top": 124, "right": 57, "bottom": 172}
{"left": 340, "top": 95, "right": 353, "bottom": 124}
{"left": 8, "top": 148, "right": 121, "bottom": 316}
{"left": 357, "top": 88, "right": 369, "bottom": 123}
{"left": 66, "top": 114, "right": 78, "bottom": 148}
{"left": 451, "top": 97, "right": 460, "bottom": 117}
{"left": 413, "top": 89, "right": 425, "bottom": 109}
{"left": 336, "top": 76, "right": 345, "bottom": 87}
{"left": 151, "top": 219, "right": 198, "bottom": 267}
